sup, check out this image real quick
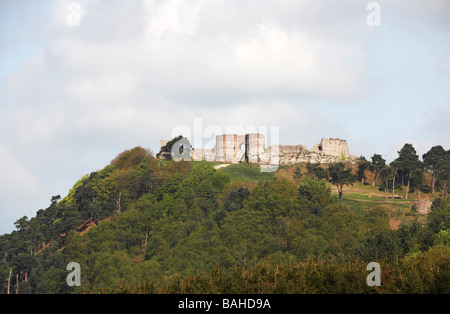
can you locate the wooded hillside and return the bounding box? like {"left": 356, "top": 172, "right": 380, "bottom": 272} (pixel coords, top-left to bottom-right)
{"left": 0, "top": 144, "right": 449, "bottom": 294}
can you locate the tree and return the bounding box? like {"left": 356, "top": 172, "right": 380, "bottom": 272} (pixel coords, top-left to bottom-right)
{"left": 356, "top": 230, "right": 400, "bottom": 260}
{"left": 393, "top": 144, "right": 421, "bottom": 199}
{"left": 14, "top": 216, "right": 29, "bottom": 232}
{"left": 357, "top": 156, "right": 370, "bottom": 184}
{"left": 370, "top": 154, "right": 386, "bottom": 186}
{"left": 389, "top": 159, "right": 401, "bottom": 200}
{"left": 224, "top": 187, "right": 250, "bottom": 213}
{"left": 410, "top": 164, "right": 425, "bottom": 200}
{"left": 245, "top": 178, "right": 298, "bottom": 221}
{"left": 298, "top": 176, "right": 334, "bottom": 210}
{"left": 379, "top": 165, "right": 394, "bottom": 201}
{"left": 327, "top": 163, "right": 357, "bottom": 199}
{"left": 50, "top": 195, "right": 61, "bottom": 206}
{"left": 55, "top": 205, "right": 82, "bottom": 235}
{"left": 306, "top": 162, "right": 328, "bottom": 180}
{"left": 427, "top": 198, "right": 450, "bottom": 233}
{"left": 433, "top": 149, "right": 450, "bottom": 198}
{"left": 130, "top": 157, "right": 158, "bottom": 199}
{"left": 111, "top": 146, "right": 150, "bottom": 169}
{"left": 422, "top": 145, "right": 447, "bottom": 194}
{"left": 157, "top": 135, "right": 191, "bottom": 161}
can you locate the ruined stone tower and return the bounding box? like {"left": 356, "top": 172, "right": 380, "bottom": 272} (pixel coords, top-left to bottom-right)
{"left": 215, "top": 134, "right": 246, "bottom": 163}
{"left": 310, "top": 138, "right": 351, "bottom": 160}
{"left": 245, "top": 133, "right": 265, "bottom": 163}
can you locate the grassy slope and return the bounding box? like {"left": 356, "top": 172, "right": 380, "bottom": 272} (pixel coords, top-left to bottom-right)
{"left": 216, "top": 163, "right": 276, "bottom": 182}
{"left": 214, "top": 161, "right": 431, "bottom": 230}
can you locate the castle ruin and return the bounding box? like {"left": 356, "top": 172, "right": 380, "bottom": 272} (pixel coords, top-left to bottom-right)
{"left": 161, "top": 134, "right": 357, "bottom": 165}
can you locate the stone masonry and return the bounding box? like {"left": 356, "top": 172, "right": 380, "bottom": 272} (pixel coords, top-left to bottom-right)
{"left": 161, "top": 134, "right": 357, "bottom": 165}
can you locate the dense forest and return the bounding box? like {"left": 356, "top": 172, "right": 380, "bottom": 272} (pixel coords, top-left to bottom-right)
{"left": 0, "top": 142, "right": 449, "bottom": 294}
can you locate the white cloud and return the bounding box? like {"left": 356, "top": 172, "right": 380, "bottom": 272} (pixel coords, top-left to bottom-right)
{"left": 0, "top": 147, "right": 40, "bottom": 193}
{"left": 51, "top": 0, "right": 89, "bottom": 28}
{"left": 42, "top": 0, "right": 369, "bottom": 103}
{"left": 210, "top": 23, "right": 366, "bottom": 97}
{"left": 144, "top": 0, "right": 204, "bottom": 38}
{"left": 387, "top": 0, "right": 450, "bottom": 29}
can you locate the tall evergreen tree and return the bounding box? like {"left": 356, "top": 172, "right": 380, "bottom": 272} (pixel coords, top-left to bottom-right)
{"left": 379, "top": 165, "right": 394, "bottom": 201}
{"left": 357, "top": 156, "right": 370, "bottom": 184}
{"left": 370, "top": 154, "right": 386, "bottom": 186}
{"left": 434, "top": 149, "right": 450, "bottom": 198}
{"left": 393, "top": 144, "right": 421, "bottom": 199}
{"left": 423, "top": 145, "right": 447, "bottom": 194}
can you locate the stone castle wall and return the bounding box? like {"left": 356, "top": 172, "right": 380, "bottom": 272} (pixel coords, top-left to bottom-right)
{"left": 162, "top": 135, "right": 356, "bottom": 165}
{"left": 310, "top": 138, "right": 351, "bottom": 159}
{"left": 191, "top": 147, "right": 216, "bottom": 162}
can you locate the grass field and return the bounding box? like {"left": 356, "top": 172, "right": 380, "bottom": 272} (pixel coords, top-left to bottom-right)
{"left": 217, "top": 163, "right": 276, "bottom": 182}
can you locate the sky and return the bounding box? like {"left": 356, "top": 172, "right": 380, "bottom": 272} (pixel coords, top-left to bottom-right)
{"left": 0, "top": 0, "right": 449, "bottom": 234}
